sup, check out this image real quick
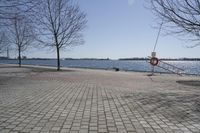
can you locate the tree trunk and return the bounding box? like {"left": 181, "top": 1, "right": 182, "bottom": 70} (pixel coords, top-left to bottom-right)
{"left": 18, "top": 47, "right": 21, "bottom": 67}
{"left": 56, "top": 46, "right": 60, "bottom": 71}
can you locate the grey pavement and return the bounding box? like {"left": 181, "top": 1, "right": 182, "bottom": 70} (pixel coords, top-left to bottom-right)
{"left": 0, "top": 64, "right": 200, "bottom": 133}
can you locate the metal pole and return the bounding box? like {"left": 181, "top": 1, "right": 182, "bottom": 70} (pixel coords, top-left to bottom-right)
{"left": 151, "top": 21, "right": 163, "bottom": 75}
{"left": 153, "top": 21, "right": 163, "bottom": 52}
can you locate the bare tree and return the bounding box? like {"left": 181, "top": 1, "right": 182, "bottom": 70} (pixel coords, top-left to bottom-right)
{"left": 8, "top": 14, "right": 35, "bottom": 67}
{"left": 0, "top": 0, "right": 38, "bottom": 55}
{"left": 151, "top": 0, "right": 200, "bottom": 46}
{"left": 35, "top": 0, "right": 87, "bottom": 71}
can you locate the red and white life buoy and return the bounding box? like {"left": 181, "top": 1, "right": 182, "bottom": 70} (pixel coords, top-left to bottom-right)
{"left": 150, "top": 57, "right": 159, "bottom": 66}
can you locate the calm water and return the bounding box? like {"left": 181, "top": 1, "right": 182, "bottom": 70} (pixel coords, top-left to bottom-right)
{"left": 0, "top": 59, "right": 200, "bottom": 75}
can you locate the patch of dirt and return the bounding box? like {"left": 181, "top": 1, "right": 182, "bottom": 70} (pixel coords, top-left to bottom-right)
{"left": 176, "top": 80, "right": 200, "bottom": 86}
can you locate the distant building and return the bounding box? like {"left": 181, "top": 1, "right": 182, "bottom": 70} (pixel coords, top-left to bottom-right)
{"left": 7, "top": 47, "right": 9, "bottom": 59}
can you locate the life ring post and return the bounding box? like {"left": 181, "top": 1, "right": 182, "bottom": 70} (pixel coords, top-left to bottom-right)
{"left": 150, "top": 57, "right": 159, "bottom": 66}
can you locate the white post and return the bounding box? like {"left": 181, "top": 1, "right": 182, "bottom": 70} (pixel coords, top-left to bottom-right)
{"left": 151, "top": 52, "right": 156, "bottom": 75}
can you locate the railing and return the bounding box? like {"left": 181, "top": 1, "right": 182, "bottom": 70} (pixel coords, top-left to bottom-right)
{"left": 157, "top": 60, "right": 184, "bottom": 76}
{"left": 148, "top": 56, "right": 184, "bottom": 76}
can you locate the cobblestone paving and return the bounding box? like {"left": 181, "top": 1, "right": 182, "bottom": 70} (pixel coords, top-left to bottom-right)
{"left": 0, "top": 66, "right": 200, "bottom": 133}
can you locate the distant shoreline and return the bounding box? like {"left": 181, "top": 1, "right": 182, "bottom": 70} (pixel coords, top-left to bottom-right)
{"left": 118, "top": 58, "right": 200, "bottom": 61}
{"left": 1, "top": 63, "right": 199, "bottom": 76}
{"left": 1, "top": 62, "right": 200, "bottom": 76}
{"left": 1, "top": 58, "right": 200, "bottom": 61}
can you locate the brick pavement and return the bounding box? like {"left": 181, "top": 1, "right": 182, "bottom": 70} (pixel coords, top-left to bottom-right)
{"left": 0, "top": 65, "right": 200, "bottom": 133}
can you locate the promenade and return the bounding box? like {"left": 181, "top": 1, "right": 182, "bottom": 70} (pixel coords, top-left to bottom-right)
{"left": 0, "top": 64, "right": 200, "bottom": 133}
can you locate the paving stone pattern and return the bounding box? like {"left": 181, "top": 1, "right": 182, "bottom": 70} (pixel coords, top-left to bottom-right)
{"left": 0, "top": 66, "right": 200, "bottom": 133}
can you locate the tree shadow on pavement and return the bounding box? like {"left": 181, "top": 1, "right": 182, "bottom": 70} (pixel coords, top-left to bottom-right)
{"left": 176, "top": 80, "right": 200, "bottom": 87}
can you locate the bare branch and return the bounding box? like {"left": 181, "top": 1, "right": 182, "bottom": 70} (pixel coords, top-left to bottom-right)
{"left": 151, "top": 0, "right": 200, "bottom": 46}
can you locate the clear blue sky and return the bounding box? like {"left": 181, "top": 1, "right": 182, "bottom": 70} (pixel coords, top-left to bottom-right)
{"left": 13, "top": 0, "right": 200, "bottom": 59}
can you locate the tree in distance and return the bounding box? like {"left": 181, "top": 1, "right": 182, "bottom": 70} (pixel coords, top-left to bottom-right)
{"left": 0, "top": 0, "right": 37, "bottom": 55}
{"left": 151, "top": 0, "right": 200, "bottom": 47}
{"left": 35, "top": 0, "right": 87, "bottom": 71}
{"left": 8, "top": 14, "right": 35, "bottom": 67}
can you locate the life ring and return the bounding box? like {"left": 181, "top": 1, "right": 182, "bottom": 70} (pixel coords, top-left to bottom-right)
{"left": 150, "top": 57, "right": 159, "bottom": 66}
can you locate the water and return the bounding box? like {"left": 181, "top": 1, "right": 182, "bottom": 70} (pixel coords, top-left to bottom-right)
{"left": 0, "top": 59, "right": 200, "bottom": 75}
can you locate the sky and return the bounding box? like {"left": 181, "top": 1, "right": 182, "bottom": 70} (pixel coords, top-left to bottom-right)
{"left": 8, "top": 0, "right": 200, "bottom": 59}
